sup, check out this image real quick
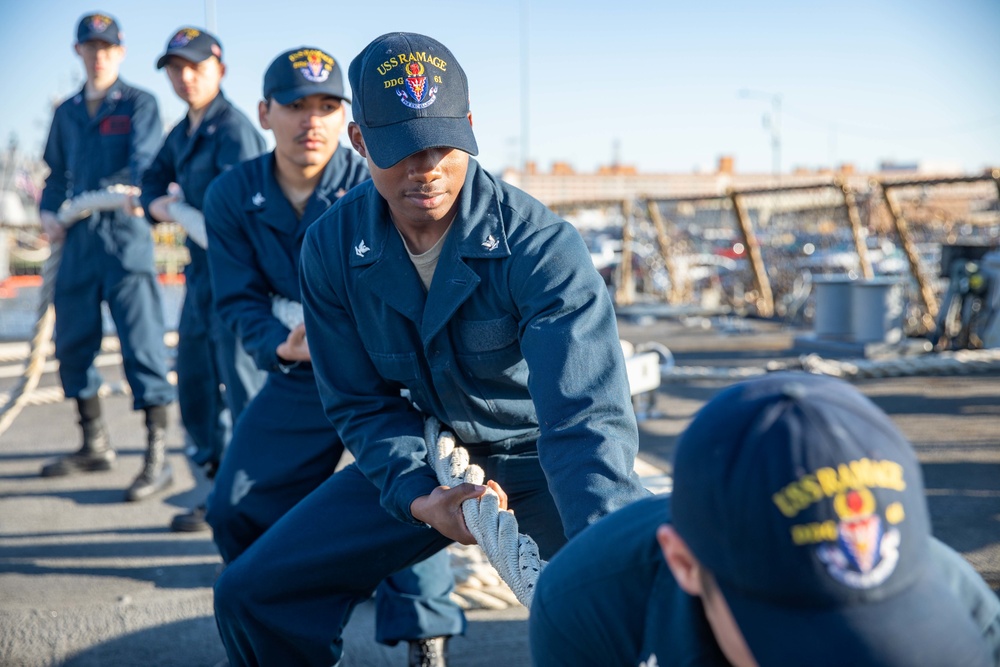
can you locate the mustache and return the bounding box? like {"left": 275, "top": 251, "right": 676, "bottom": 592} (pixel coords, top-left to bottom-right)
{"left": 406, "top": 186, "right": 440, "bottom": 196}
{"left": 294, "top": 130, "right": 325, "bottom": 143}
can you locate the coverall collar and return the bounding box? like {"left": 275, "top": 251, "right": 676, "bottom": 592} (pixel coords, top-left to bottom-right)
{"left": 349, "top": 159, "right": 510, "bottom": 345}
{"left": 250, "top": 144, "right": 354, "bottom": 234}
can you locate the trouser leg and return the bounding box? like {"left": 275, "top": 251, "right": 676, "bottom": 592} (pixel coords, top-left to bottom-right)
{"left": 210, "top": 311, "right": 265, "bottom": 428}
{"left": 214, "top": 464, "right": 453, "bottom": 667}
{"left": 52, "top": 280, "right": 103, "bottom": 401}
{"left": 104, "top": 271, "right": 175, "bottom": 409}
{"left": 374, "top": 549, "right": 465, "bottom": 645}
{"left": 175, "top": 297, "right": 227, "bottom": 468}
{"left": 206, "top": 374, "right": 343, "bottom": 563}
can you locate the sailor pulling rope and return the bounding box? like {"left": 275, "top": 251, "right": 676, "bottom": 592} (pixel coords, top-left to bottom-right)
{"left": 268, "top": 297, "right": 543, "bottom": 606}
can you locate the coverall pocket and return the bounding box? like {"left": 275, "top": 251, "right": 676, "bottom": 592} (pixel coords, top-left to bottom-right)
{"left": 453, "top": 315, "right": 524, "bottom": 380}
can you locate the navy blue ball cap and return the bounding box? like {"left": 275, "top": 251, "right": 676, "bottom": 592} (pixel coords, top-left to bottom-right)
{"left": 156, "top": 27, "right": 222, "bottom": 69}
{"left": 76, "top": 12, "right": 122, "bottom": 45}
{"left": 263, "top": 47, "right": 349, "bottom": 105}
{"left": 348, "top": 32, "right": 478, "bottom": 169}
{"left": 672, "top": 373, "right": 991, "bottom": 667}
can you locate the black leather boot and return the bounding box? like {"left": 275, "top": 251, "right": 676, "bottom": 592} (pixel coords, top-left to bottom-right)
{"left": 408, "top": 636, "right": 449, "bottom": 667}
{"left": 125, "top": 405, "right": 173, "bottom": 502}
{"left": 41, "top": 397, "right": 116, "bottom": 477}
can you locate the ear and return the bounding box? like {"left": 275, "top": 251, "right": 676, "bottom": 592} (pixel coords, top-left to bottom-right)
{"left": 74, "top": 43, "right": 83, "bottom": 57}
{"left": 218, "top": 61, "right": 227, "bottom": 78}
{"left": 658, "top": 524, "right": 704, "bottom": 597}
{"left": 348, "top": 122, "right": 367, "bottom": 158}
{"left": 258, "top": 100, "right": 271, "bottom": 131}
{"left": 467, "top": 111, "right": 473, "bottom": 128}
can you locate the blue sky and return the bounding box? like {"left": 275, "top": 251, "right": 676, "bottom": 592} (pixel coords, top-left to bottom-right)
{"left": 2, "top": 0, "right": 998, "bottom": 175}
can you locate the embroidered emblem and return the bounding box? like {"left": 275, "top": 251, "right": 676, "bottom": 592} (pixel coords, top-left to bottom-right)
{"left": 289, "top": 48, "right": 334, "bottom": 83}
{"left": 251, "top": 192, "right": 265, "bottom": 207}
{"left": 88, "top": 14, "right": 112, "bottom": 32}
{"left": 815, "top": 488, "right": 901, "bottom": 589}
{"left": 482, "top": 235, "right": 499, "bottom": 251}
{"left": 169, "top": 28, "right": 200, "bottom": 48}
{"left": 396, "top": 61, "right": 438, "bottom": 110}
{"left": 230, "top": 469, "right": 255, "bottom": 506}
{"left": 355, "top": 240, "right": 370, "bottom": 257}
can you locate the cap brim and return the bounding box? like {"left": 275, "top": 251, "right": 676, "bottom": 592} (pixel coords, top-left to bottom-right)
{"left": 358, "top": 116, "right": 478, "bottom": 169}
{"left": 271, "top": 86, "right": 350, "bottom": 106}
{"left": 722, "top": 565, "right": 991, "bottom": 667}
{"left": 156, "top": 48, "right": 210, "bottom": 69}
{"left": 78, "top": 34, "right": 120, "bottom": 46}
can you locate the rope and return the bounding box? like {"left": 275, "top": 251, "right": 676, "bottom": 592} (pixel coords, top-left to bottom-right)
{"left": 0, "top": 186, "right": 138, "bottom": 438}
{"left": 659, "top": 348, "right": 1000, "bottom": 383}
{"left": 167, "top": 197, "right": 207, "bottom": 249}
{"left": 423, "top": 416, "right": 546, "bottom": 608}
{"left": 797, "top": 348, "right": 1000, "bottom": 379}
{"left": 0, "top": 248, "right": 57, "bottom": 435}
{"left": 271, "top": 296, "right": 304, "bottom": 330}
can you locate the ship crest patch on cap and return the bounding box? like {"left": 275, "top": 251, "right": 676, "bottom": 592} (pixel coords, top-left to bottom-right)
{"left": 290, "top": 49, "right": 333, "bottom": 83}
{"left": 169, "top": 28, "right": 200, "bottom": 48}
{"left": 774, "top": 458, "right": 907, "bottom": 590}
{"left": 88, "top": 14, "right": 113, "bottom": 32}
{"left": 398, "top": 61, "right": 437, "bottom": 109}
{"left": 816, "top": 488, "right": 902, "bottom": 589}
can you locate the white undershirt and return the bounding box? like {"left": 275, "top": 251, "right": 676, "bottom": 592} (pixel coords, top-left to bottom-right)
{"left": 399, "top": 224, "right": 452, "bottom": 291}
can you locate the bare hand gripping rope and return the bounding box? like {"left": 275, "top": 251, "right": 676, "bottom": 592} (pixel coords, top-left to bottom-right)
{"left": 267, "top": 299, "right": 546, "bottom": 605}
{"left": 424, "top": 417, "right": 546, "bottom": 608}
{"left": 0, "top": 185, "right": 139, "bottom": 437}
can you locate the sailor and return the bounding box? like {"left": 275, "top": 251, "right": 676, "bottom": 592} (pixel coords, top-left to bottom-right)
{"left": 141, "top": 27, "right": 267, "bottom": 515}
{"left": 203, "top": 47, "right": 463, "bottom": 666}
{"left": 38, "top": 12, "right": 175, "bottom": 499}
{"left": 529, "top": 373, "right": 998, "bottom": 667}
{"left": 212, "top": 32, "right": 649, "bottom": 666}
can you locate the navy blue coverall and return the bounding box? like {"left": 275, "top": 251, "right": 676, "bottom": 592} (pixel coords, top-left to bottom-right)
{"left": 203, "top": 146, "right": 464, "bottom": 645}
{"left": 213, "top": 159, "right": 650, "bottom": 665}
{"left": 39, "top": 79, "right": 174, "bottom": 409}
{"left": 140, "top": 92, "right": 266, "bottom": 468}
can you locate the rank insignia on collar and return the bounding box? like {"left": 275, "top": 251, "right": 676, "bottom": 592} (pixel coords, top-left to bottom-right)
{"left": 355, "top": 240, "right": 370, "bottom": 257}
{"left": 482, "top": 235, "right": 499, "bottom": 251}
{"left": 251, "top": 192, "right": 265, "bottom": 207}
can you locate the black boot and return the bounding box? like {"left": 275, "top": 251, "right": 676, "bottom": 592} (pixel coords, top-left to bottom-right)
{"left": 170, "top": 503, "right": 210, "bottom": 532}
{"left": 408, "top": 636, "right": 449, "bottom": 667}
{"left": 125, "top": 404, "right": 173, "bottom": 502}
{"left": 41, "top": 397, "right": 117, "bottom": 477}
